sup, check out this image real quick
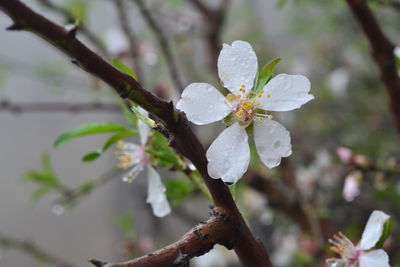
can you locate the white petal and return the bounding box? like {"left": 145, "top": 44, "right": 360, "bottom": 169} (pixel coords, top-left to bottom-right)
{"left": 176, "top": 83, "right": 232, "bottom": 125}
{"left": 121, "top": 163, "right": 144, "bottom": 182}
{"left": 218, "top": 40, "right": 258, "bottom": 94}
{"left": 359, "top": 210, "right": 390, "bottom": 250}
{"left": 138, "top": 107, "right": 150, "bottom": 145}
{"left": 360, "top": 250, "right": 390, "bottom": 267}
{"left": 146, "top": 165, "right": 171, "bottom": 217}
{"left": 259, "top": 74, "right": 314, "bottom": 112}
{"left": 206, "top": 123, "right": 250, "bottom": 184}
{"left": 254, "top": 119, "right": 292, "bottom": 168}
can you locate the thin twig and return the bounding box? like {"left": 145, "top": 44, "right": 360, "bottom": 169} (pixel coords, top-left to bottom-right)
{"left": 132, "top": 0, "right": 184, "bottom": 91}
{"left": 0, "top": 233, "right": 78, "bottom": 267}
{"left": 188, "top": 0, "right": 230, "bottom": 72}
{"left": 0, "top": 100, "right": 120, "bottom": 113}
{"left": 345, "top": 0, "right": 400, "bottom": 132}
{"left": 112, "top": 0, "right": 143, "bottom": 80}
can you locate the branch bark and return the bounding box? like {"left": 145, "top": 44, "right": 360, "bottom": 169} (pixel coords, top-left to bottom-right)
{"left": 90, "top": 208, "right": 236, "bottom": 267}
{"left": 0, "top": 1, "right": 272, "bottom": 266}
{"left": 345, "top": 0, "right": 400, "bottom": 132}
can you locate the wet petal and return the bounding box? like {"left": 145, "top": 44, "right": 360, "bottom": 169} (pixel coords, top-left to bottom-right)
{"left": 121, "top": 163, "right": 144, "bottom": 183}
{"left": 254, "top": 119, "right": 292, "bottom": 168}
{"left": 176, "top": 83, "right": 232, "bottom": 125}
{"left": 259, "top": 74, "right": 314, "bottom": 112}
{"left": 360, "top": 250, "right": 390, "bottom": 267}
{"left": 206, "top": 123, "right": 250, "bottom": 184}
{"left": 146, "top": 165, "right": 171, "bottom": 217}
{"left": 138, "top": 107, "right": 150, "bottom": 145}
{"left": 359, "top": 210, "right": 390, "bottom": 250}
{"left": 218, "top": 40, "right": 258, "bottom": 94}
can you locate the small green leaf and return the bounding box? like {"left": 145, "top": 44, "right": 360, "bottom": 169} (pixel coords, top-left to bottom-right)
{"left": 375, "top": 218, "right": 393, "bottom": 249}
{"left": 31, "top": 187, "right": 52, "bottom": 204}
{"left": 255, "top": 58, "right": 281, "bottom": 93}
{"left": 146, "top": 132, "right": 180, "bottom": 167}
{"left": 82, "top": 130, "right": 136, "bottom": 162}
{"left": 23, "top": 154, "right": 59, "bottom": 188}
{"left": 54, "top": 122, "right": 129, "bottom": 147}
{"left": 165, "top": 179, "right": 193, "bottom": 207}
{"left": 65, "top": 0, "right": 88, "bottom": 23}
{"left": 112, "top": 58, "right": 138, "bottom": 81}
{"left": 82, "top": 151, "right": 101, "bottom": 162}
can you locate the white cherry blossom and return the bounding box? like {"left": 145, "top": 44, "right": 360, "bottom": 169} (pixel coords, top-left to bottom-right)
{"left": 115, "top": 107, "right": 171, "bottom": 217}
{"left": 176, "top": 40, "right": 314, "bottom": 184}
{"left": 326, "top": 210, "right": 391, "bottom": 267}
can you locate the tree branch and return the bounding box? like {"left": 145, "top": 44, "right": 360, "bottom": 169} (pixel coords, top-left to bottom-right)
{"left": 36, "top": 0, "right": 107, "bottom": 56}
{"left": 0, "top": 1, "right": 273, "bottom": 266}
{"left": 131, "top": 0, "right": 184, "bottom": 91}
{"left": 89, "top": 208, "right": 237, "bottom": 267}
{"left": 0, "top": 100, "right": 120, "bottom": 113}
{"left": 345, "top": 0, "right": 400, "bottom": 132}
{"left": 188, "top": 0, "right": 230, "bottom": 72}
{"left": 0, "top": 233, "right": 77, "bottom": 267}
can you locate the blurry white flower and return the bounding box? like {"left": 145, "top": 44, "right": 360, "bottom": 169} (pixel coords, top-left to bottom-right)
{"left": 342, "top": 170, "right": 362, "bottom": 202}
{"left": 104, "top": 28, "right": 129, "bottom": 56}
{"left": 327, "top": 68, "right": 350, "bottom": 97}
{"left": 115, "top": 107, "right": 171, "bottom": 217}
{"left": 394, "top": 46, "right": 400, "bottom": 58}
{"left": 337, "top": 147, "right": 353, "bottom": 164}
{"left": 193, "top": 246, "right": 226, "bottom": 267}
{"left": 176, "top": 40, "right": 314, "bottom": 184}
{"left": 326, "top": 210, "right": 391, "bottom": 267}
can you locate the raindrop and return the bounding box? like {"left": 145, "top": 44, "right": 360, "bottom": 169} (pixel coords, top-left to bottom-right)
{"left": 273, "top": 140, "right": 281, "bottom": 149}
{"left": 52, "top": 204, "right": 65, "bottom": 216}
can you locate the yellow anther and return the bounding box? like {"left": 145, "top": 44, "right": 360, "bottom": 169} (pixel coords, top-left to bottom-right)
{"left": 268, "top": 115, "right": 273, "bottom": 119}
{"left": 117, "top": 140, "right": 124, "bottom": 149}
{"left": 246, "top": 93, "right": 251, "bottom": 98}
{"left": 254, "top": 101, "right": 260, "bottom": 106}
{"left": 267, "top": 93, "right": 271, "bottom": 98}
{"left": 127, "top": 179, "right": 133, "bottom": 184}
{"left": 242, "top": 101, "right": 253, "bottom": 110}
{"left": 226, "top": 94, "right": 236, "bottom": 102}
{"left": 235, "top": 109, "right": 244, "bottom": 119}
{"left": 236, "top": 94, "right": 241, "bottom": 99}
{"left": 241, "top": 84, "right": 245, "bottom": 88}
{"left": 248, "top": 109, "right": 253, "bottom": 114}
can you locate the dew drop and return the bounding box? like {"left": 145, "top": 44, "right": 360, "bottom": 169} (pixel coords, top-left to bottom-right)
{"left": 52, "top": 204, "right": 65, "bottom": 216}
{"left": 273, "top": 140, "right": 281, "bottom": 149}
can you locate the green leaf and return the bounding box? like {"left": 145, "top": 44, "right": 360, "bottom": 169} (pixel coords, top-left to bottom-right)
{"left": 112, "top": 58, "right": 138, "bottom": 81}
{"left": 165, "top": 179, "right": 193, "bottom": 207}
{"left": 255, "top": 58, "right": 281, "bottom": 93}
{"left": 31, "top": 187, "right": 52, "bottom": 204}
{"left": 54, "top": 122, "right": 129, "bottom": 147}
{"left": 23, "top": 154, "right": 59, "bottom": 188}
{"left": 375, "top": 218, "right": 393, "bottom": 249}
{"left": 81, "top": 130, "right": 136, "bottom": 162}
{"left": 146, "top": 132, "right": 181, "bottom": 167}
{"left": 65, "top": 0, "right": 88, "bottom": 23}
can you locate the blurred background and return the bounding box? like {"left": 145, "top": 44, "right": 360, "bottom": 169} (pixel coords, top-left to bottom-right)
{"left": 0, "top": 0, "right": 400, "bottom": 266}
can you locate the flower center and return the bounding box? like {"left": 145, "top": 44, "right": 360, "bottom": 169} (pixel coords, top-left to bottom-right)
{"left": 326, "top": 232, "right": 362, "bottom": 267}
{"left": 224, "top": 85, "right": 272, "bottom": 126}
{"left": 115, "top": 140, "right": 148, "bottom": 169}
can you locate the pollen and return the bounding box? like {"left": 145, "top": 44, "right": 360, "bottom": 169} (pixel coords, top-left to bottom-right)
{"left": 267, "top": 115, "right": 273, "bottom": 120}
{"left": 242, "top": 101, "right": 253, "bottom": 110}
{"left": 117, "top": 140, "right": 124, "bottom": 149}
{"left": 267, "top": 93, "right": 271, "bottom": 98}
{"left": 226, "top": 94, "right": 236, "bottom": 102}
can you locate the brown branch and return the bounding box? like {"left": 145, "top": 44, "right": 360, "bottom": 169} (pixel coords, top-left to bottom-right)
{"left": 0, "top": 100, "right": 120, "bottom": 113}
{"left": 89, "top": 208, "right": 237, "bottom": 267}
{"left": 112, "top": 0, "right": 143, "bottom": 80}
{"left": 131, "top": 0, "right": 184, "bottom": 91}
{"left": 36, "top": 0, "right": 107, "bottom": 56}
{"left": 188, "top": 0, "right": 230, "bottom": 72}
{"left": 0, "top": 1, "right": 273, "bottom": 266}
{"left": 0, "top": 233, "right": 77, "bottom": 267}
{"left": 345, "top": 0, "right": 400, "bottom": 132}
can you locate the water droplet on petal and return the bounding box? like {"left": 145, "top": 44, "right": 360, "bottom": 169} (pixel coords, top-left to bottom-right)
{"left": 274, "top": 140, "right": 281, "bottom": 149}
{"left": 52, "top": 204, "right": 65, "bottom": 216}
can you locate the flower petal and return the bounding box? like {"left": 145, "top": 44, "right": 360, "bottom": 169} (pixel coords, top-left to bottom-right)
{"left": 146, "top": 165, "right": 171, "bottom": 217}
{"left": 359, "top": 210, "right": 390, "bottom": 250}
{"left": 259, "top": 74, "right": 314, "bottom": 112}
{"left": 138, "top": 107, "right": 150, "bottom": 145}
{"left": 254, "top": 119, "right": 292, "bottom": 168}
{"left": 360, "top": 250, "right": 390, "bottom": 267}
{"left": 218, "top": 40, "right": 258, "bottom": 94}
{"left": 176, "top": 83, "right": 232, "bottom": 125}
{"left": 206, "top": 123, "right": 250, "bottom": 184}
